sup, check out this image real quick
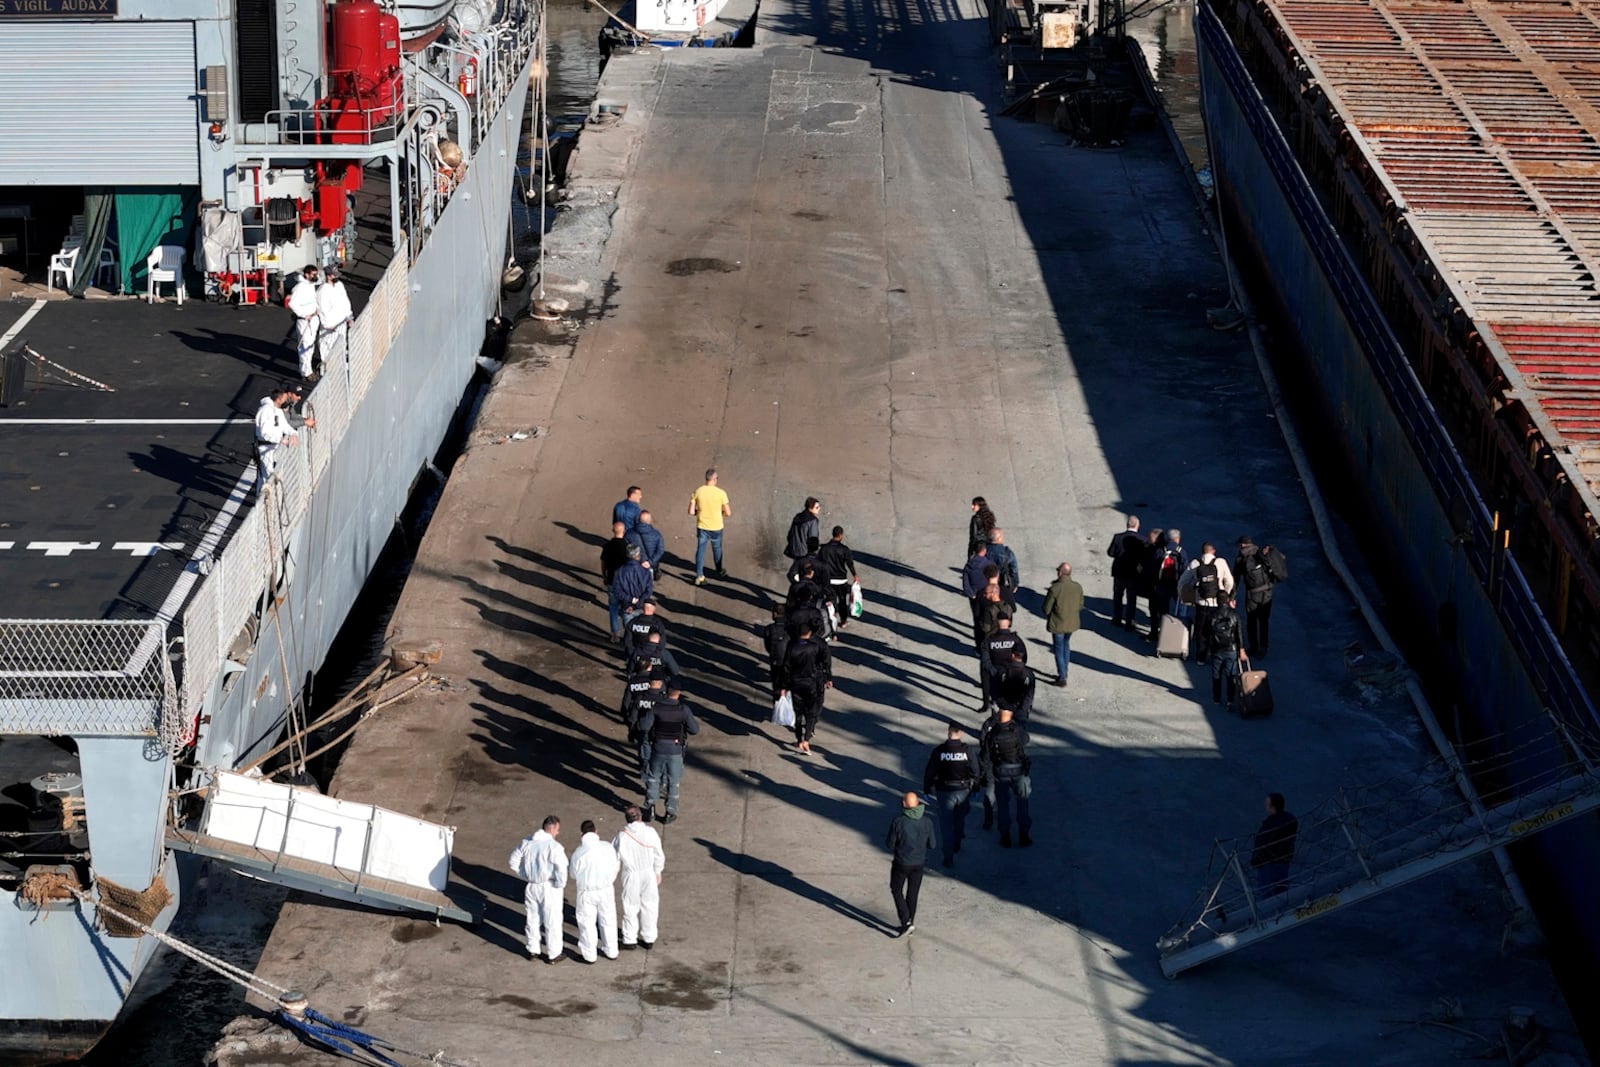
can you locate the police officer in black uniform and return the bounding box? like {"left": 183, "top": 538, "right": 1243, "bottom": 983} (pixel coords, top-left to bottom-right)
{"left": 996, "top": 649, "right": 1035, "bottom": 724}
{"left": 981, "top": 614, "right": 1024, "bottom": 711}
{"left": 982, "top": 707, "right": 1033, "bottom": 848}
{"left": 621, "top": 665, "right": 664, "bottom": 731}
{"left": 624, "top": 600, "right": 680, "bottom": 677}
{"left": 782, "top": 624, "right": 832, "bottom": 753}
{"left": 922, "top": 722, "right": 978, "bottom": 868}
{"left": 638, "top": 686, "right": 699, "bottom": 823}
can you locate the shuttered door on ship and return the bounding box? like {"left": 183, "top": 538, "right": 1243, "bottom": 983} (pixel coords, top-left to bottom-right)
{"left": 0, "top": 22, "right": 198, "bottom": 186}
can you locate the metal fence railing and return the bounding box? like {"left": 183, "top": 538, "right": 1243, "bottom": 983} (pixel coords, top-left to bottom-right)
{"left": 176, "top": 251, "right": 411, "bottom": 723}
{"left": 0, "top": 620, "right": 175, "bottom": 737}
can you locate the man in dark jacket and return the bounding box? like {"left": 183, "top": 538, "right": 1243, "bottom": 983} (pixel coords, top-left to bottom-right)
{"left": 601, "top": 521, "right": 632, "bottom": 639}
{"left": 611, "top": 547, "right": 654, "bottom": 635}
{"left": 1208, "top": 597, "right": 1247, "bottom": 707}
{"left": 786, "top": 561, "right": 831, "bottom": 640}
{"left": 817, "top": 526, "right": 857, "bottom": 631}
{"left": 884, "top": 791, "right": 937, "bottom": 935}
{"left": 1137, "top": 529, "right": 1165, "bottom": 640}
{"left": 785, "top": 498, "right": 822, "bottom": 561}
{"left": 1235, "top": 536, "right": 1276, "bottom": 657}
{"left": 982, "top": 708, "right": 1032, "bottom": 848}
{"left": 968, "top": 497, "right": 996, "bottom": 559}
{"left": 987, "top": 529, "right": 1019, "bottom": 598}
{"left": 759, "top": 607, "right": 791, "bottom": 700}
{"left": 782, "top": 625, "right": 832, "bottom": 753}
{"left": 923, "top": 722, "right": 977, "bottom": 868}
{"left": 1249, "top": 793, "right": 1298, "bottom": 898}
{"left": 1107, "top": 514, "right": 1143, "bottom": 630}
{"left": 627, "top": 510, "right": 666, "bottom": 572}
{"left": 638, "top": 687, "right": 700, "bottom": 824}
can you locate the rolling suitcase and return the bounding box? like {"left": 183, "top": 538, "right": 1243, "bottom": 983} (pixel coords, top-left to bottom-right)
{"left": 1156, "top": 614, "right": 1188, "bottom": 659}
{"left": 1238, "top": 669, "right": 1274, "bottom": 718}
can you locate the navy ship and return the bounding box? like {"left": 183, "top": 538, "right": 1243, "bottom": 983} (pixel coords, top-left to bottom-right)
{"left": 1194, "top": 0, "right": 1600, "bottom": 984}
{"left": 0, "top": 0, "right": 534, "bottom": 1060}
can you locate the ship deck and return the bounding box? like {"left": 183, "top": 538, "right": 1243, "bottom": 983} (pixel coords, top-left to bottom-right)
{"left": 0, "top": 181, "right": 393, "bottom": 623}
{"left": 1259, "top": 0, "right": 1600, "bottom": 505}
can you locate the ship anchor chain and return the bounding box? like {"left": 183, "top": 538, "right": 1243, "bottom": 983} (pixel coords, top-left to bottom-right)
{"left": 66, "top": 881, "right": 466, "bottom": 1067}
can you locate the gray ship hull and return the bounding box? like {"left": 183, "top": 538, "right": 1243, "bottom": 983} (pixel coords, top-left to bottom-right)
{"left": 1194, "top": 0, "right": 1600, "bottom": 963}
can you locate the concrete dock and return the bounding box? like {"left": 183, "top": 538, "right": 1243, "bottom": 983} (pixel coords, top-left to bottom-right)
{"left": 216, "top": 0, "right": 1582, "bottom": 1062}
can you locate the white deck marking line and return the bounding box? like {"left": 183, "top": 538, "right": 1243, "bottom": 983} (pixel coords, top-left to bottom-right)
{"left": 0, "top": 298, "right": 46, "bottom": 351}
{"left": 0, "top": 418, "right": 238, "bottom": 426}
{"left": 123, "top": 461, "right": 258, "bottom": 680}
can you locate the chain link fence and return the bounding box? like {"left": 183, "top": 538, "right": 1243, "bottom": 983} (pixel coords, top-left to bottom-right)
{"left": 0, "top": 620, "right": 175, "bottom": 738}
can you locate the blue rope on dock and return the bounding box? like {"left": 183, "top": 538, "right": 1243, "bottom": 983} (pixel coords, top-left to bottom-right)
{"left": 275, "top": 1004, "right": 417, "bottom": 1067}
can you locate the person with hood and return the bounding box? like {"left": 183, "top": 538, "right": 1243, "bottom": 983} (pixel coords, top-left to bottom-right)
{"left": 785, "top": 497, "right": 822, "bottom": 561}
{"left": 315, "top": 267, "right": 354, "bottom": 371}
{"left": 286, "top": 264, "right": 320, "bottom": 380}
{"left": 1180, "top": 541, "right": 1235, "bottom": 662}
{"left": 507, "top": 814, "right": 568, "bottom": 963}
{"left": 612, "top": 805, "right": 665, "bottom": 950}
{"left": 570, "top": 819, "right": 620, "bottom": 962}
{"left": 627, "top": 509, "right": 665, "bottom": 571}
{"left": 884, "top": 790, "right": 937, "bottom": 935}
{"left": 1041, "top": 561, "right": 1084, "bottom": 686}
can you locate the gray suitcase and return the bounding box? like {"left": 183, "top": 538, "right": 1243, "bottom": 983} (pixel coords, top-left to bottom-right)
{"left": 1156, "top": 614, "right": 1188, "bottom": 659}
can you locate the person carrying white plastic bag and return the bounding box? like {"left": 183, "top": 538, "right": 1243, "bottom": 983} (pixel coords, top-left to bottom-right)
{"left": 818, "top": 525, "right": 859, "bottom": 629}
{"left": 850, "top": 579, "right": 864, "bottom": 619}
{"left": 772, "top": 691, "right": 796, "bottom": 728}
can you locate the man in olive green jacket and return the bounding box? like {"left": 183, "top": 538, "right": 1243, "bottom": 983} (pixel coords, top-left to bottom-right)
{"left": 1041, "top": 562, "right": 1084, "bottom": 687}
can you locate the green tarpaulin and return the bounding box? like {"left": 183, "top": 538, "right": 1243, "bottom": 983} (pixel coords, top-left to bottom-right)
{"left": 115, "top": 188, "right": 198, "bottom": 295}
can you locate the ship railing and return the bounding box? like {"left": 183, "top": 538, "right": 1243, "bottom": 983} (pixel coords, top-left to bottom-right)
{"left": 175, "top": 252, "right": 411, "bottom": 728}
{"left": 259, "top": 71, "right": 411, "bottom": 148}
{"left": 0, "top": 621, "right": 177, "bottom": 741}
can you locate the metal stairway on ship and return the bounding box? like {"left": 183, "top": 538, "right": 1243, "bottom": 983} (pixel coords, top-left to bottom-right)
{"left": 1157, "top": 723, "right": 1600, "bottom": 977}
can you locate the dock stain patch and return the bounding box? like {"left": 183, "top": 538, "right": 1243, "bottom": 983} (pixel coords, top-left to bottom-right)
{"left": 488, "top": 993, "right": 596, "bottom": 1020}
{"left": 638, "top": 961, "right": 726, "bottom": 1011}
{"left": 390, "top": 920, "right": 441, "bottom": 944}
{"left": 666, "top": 258, "right": 740, "bottom": 277}
{"left": 792, "top": 210, "right": 827, "bottom": 222}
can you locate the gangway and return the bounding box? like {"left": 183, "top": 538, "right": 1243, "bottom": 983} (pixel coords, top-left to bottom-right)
{"left": 1158, "top": 729, "right": 1600, "bottom": 977}
{"left": 168, "top": 770, "right": 473, "bottom": 924}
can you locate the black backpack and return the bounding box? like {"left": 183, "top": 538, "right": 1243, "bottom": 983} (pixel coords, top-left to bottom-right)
{"left": 1263, "top": 546, "right": 1289, "bottom": 583}
{"left": 1194, "top": 560, "right": 1220, "bottom": 601}
{"left": 1241, "top": 552, "right": 1270, "bottom": 592}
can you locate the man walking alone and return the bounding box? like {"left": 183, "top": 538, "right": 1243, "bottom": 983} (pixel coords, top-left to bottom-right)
{"left": 884, "top": 791, "right": 937, "bottom": 936}
{"left": 1041, "top": 562, "right": 1084, "bottom": 687}
{"left": 507, "top": 815, "right": 568, "bottom": 963}
{"left": 688, "top": 468, "right": 731, "bottom": 585}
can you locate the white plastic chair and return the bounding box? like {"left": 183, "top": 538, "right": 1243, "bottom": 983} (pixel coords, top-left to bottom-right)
{"left": 47, "top": 242, "right": 82, "bottom": 293}
{"left": 146, "top": 245, "right": 185, "bottom": 305}
{"left": 96, "top": 239, "right": 120, "bottom": 293}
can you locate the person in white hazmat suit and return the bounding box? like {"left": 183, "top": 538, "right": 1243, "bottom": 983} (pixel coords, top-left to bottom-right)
{"left": 507, "top": 814, "right": 568, "bottom": 963}
{"left": 569, "top": 819, "right": 620, "bottom": 962}
{"left": 316, "top": 267, "right": 354, "bottom": 370}
{"left": 612, "top": 805, "right": 665, "bottom": 950}
{"left": 285, "top": 264, "right": 321, "bottom": 379}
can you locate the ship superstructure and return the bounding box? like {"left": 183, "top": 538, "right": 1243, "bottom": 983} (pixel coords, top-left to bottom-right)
{"left": 0, "top": 0, "right": 534, "bottom": 1061}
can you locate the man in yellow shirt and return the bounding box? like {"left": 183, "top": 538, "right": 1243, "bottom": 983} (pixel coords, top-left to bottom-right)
{"left": 687, "top": 468, "right": 732, "bottom": 585}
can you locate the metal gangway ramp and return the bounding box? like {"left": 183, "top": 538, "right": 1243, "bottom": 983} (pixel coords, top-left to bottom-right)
{"left": 1157, "top": 727, "right": 1600, "bottom": 977}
